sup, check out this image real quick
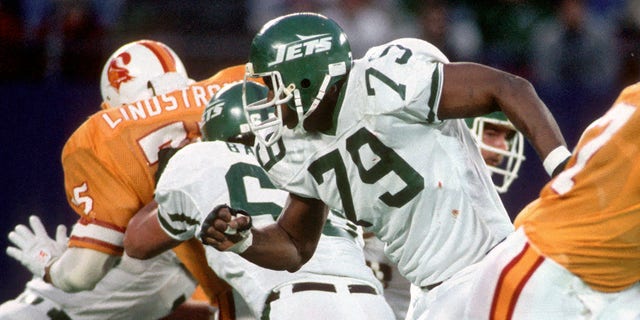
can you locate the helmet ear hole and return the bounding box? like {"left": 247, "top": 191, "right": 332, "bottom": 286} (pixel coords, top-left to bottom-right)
{"left": 300, "top": 78, "right": 311, "bottom": 89}
{"left": 147, "top": 81, "right": 155, "bottom": 96}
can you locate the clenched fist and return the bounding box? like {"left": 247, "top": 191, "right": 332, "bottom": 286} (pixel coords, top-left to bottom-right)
{"left": 199, "top": 204, "right": 253, "bottom": 253}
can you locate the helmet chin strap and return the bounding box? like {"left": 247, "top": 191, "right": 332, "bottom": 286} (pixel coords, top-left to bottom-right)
{"left": 293, "top": 74, "right": 332, "bottom": 131}
{"left": 293, "top": 88, "right": 304, "bottom": 125}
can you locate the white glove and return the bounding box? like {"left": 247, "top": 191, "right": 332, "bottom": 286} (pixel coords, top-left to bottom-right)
{"left": 6, "top": 215, "right": 68, "bottom": 278}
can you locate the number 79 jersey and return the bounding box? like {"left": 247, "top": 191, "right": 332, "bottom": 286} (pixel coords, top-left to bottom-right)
{"left": 256, "top": 38, "right": 514, "bottom": 288}
{"left": 154, "top": 141, "right": 382, "bottom": 317}
{"left": 515, "top": 83, "right": 640, "bottom": 292}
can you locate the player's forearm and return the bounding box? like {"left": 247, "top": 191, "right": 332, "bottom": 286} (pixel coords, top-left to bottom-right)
{"left": 125, "top": 232, "right": 178, "bottom": 260}
{"left": 200, "top": 195, "right": 326, "bottom": 271}
{"left": 240, "top": 223, "right": 309, "bottom": 272}
{"left": 159, "top": 299, "right": 217, "bottom": 320}
{"left": 493, "top": 73, "right": 567, "bottom": 161}
{"left": 45, "top": 247, "right": 118, "bottom": 292}
{"left": 497, "top": 78, "right": 571, "bottom": 176}
{"left": 124, "top": 200, "right": 181, "bottom": 259}
{"left": 440, "top": 62, "right": 567, "bottom": 161}
{"left": 241, "top": 194, "right": 327, "bottom": 272}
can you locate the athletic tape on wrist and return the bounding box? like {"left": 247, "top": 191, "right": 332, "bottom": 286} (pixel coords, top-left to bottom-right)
{"left": 543, "top": 146, "right": 571, "bottom": 177}
{"left": 226, "top": 230, "right": 253, "bottom": 254}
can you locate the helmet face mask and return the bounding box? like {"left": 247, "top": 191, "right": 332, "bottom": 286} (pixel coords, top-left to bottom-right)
{"left": 244, "top": 12, "right": 352, "bottom": 146}
{"left": 202, "top": 81, "right": 269, "bottom": 144}
{"left": 100, "top": 40, "right": 189, "bottom": 108}
{"left": 467, "top": 112, "right": 526, "bottom": 193}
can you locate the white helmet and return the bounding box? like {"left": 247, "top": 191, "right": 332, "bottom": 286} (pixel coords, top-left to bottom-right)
{"left": 466, "top": 112, "right": 526, "bottom": 194}
{"left": 100, "top": 40, "right": 190, "bottom": 107}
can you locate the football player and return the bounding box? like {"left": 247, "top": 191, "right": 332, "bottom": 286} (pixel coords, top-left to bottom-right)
{"left": 124, "top": 81, "right": 396, "bottom": 320}
{"left": 460, "top": 83, "right": 640, "bottom": 319}
{"left": 465, "top": 111, "right": 525, "bottom": 194}
{"left": 2, "top": 40, "right": 243, "bottom": 319}
{"left": 364, "top": 112, "right": 526, "bottom": 319}
{"left": 199, "top": 13, "right": 571, "bottom": 320}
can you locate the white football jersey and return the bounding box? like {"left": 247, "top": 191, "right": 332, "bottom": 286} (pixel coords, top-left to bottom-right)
{"left": 255, "top": 38, "right": 514, "bottom": 287}
{"left": 0, "top": 252, "right": 196, "bottom": 320}
{"left": 155, "top": 141, "right": 382, "bottom": 318}
{"left": 364, "top": 234, "right": 411, "bottom": 319}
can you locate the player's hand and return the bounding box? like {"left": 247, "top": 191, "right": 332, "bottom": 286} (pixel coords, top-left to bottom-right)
{"left": 6, "top": 215, "right": 68, "bottom": 277}
{"left": 199, "top": 204, "right": 252, "bottom": 253}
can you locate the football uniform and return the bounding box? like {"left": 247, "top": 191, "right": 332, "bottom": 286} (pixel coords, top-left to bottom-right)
{"left": 155, "top": 140, "right": 395, "bottom": 320}
{"left": 63, "top": 65, "right": 244, "bottom": 255}
{"left": 255, "top": 39, "right": 513, "bottom": 292}
{"left": 363, "top": 234, "right": 412, "bottom": 319}
{"left": 0, "top": 253, "right": 195, "bottom": 320}
{"left": 0, "top": 65, "right": 245, "bottom": 319}
{"left": 463, "top": 83, "right": 640, "bottom": 319}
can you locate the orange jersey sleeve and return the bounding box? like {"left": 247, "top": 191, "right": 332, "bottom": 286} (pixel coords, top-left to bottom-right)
{"left": 63, "top": 64, "right": 247, "bottom": 255}
{"left": 515, "top": 83, "right": 640, "bottom": 292}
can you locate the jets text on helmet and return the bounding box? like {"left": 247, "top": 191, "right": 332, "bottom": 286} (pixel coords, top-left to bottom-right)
{"left": 203, "top": 100, "right": 224, "bottom": 123}
{"left": 268, "top": 34, "right": 332, "bottom": 66}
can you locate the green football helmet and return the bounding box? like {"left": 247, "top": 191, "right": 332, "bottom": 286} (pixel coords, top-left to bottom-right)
{"left": 201, "top": 81, "right": 269, "bottom": 143}
{"left": 244, "top": 12, "right": 353, "bottom": 146}
{"left": 466, "top": 112, "right": 525, "bottom": 193}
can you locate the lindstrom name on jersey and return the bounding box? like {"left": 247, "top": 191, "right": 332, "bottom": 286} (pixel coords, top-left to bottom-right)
{"left": 102, "top": 83, "right": 221, "bottom": 129}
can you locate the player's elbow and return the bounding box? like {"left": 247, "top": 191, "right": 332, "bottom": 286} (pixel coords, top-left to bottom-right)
{"left": 299, "top": 245, "right": 316, "bottom": 265}
{"left": 50, "top": 262, "right": 104, "bottom": 292}
{"left": 285, "top": 242, "right": 316, "bottom": 273}
{"left": 123, "top": 235, "right": 153, "bottom": 260}
{"left": 48, "top": 248, "right": 118, "bottom": 292}
{"left": 498, "top": 73, "right": 536, "bottom": 100}
{"left": 124, "top": 246, "right": 154, "bottom": 260}
{"left": 284, "top": 258, "right": 308, "bottom": 273}
{"left": 57, "top": 273, "right": 101, "bottom": 292}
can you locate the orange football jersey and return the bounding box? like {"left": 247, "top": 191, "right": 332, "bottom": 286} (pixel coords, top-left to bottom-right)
{"left": 61, "top": 65, "right": 244, "bottom": 312}
{"left": 515, "top": 83, "right": 640, "bottom": 292}
{"left": 63, "top": 65, "right": 244, "bottom": 253}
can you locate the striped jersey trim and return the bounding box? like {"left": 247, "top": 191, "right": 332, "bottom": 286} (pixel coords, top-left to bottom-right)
{"left": 69, "top": 217, "right": 125, "bottom": 254}
{"left": 69, "top": 236, "right": 124, "bottom": 255}
{"left": 490, "top": 242, "right": 544, "bottom": 320}
{"left": 77, "top": 215, "right": 126, "bottom": 232}
{"left": 427, "top": 62, "right": 443, "bottom": 123}
{"left": 158, "top": 212, "right": 197, "bottom": 237}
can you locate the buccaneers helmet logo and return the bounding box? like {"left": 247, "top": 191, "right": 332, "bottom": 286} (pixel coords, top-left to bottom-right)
{"left": 107, "top": 52, "right": 134, "bottom": 90}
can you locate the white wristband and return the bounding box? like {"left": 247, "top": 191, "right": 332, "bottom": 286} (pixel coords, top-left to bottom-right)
{"left": 226, "top": 230, "right": 253, "bottom": 254}
{"left": 543, "top": 146, "right": 571, "bottom": 176}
